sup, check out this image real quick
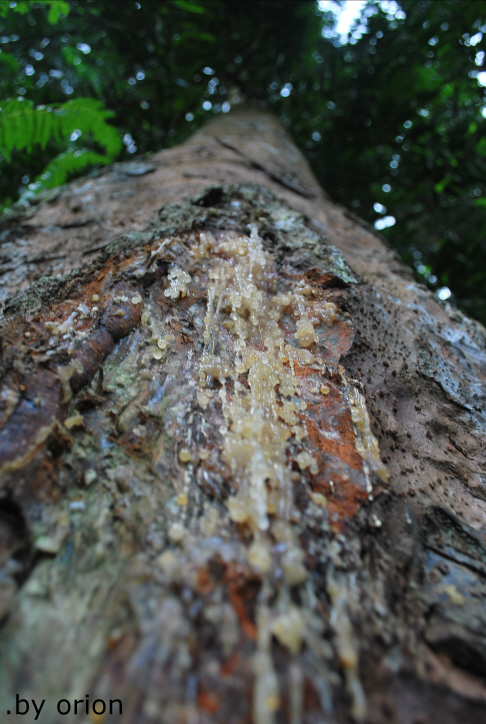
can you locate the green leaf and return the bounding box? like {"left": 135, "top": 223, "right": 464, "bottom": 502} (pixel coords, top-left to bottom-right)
{"left": 10, "top": 1, "right": 30, "bottom": 15}
{"left": 0, "top": 97, "right": 121, "bottom": 166}
{"left": 172, "top": 0, "right": 205, "bottom": 14}
{"left": 0, "top": 0, "right": 69, "bottom": 22}
{"left": 37, "top": 147, "right": 112, "bottom": 188}
{"left": 197, "top": 32, "right": 216, "bottom": 42}
{"left": 0, "top": 52, "right": 20, "bottom": 74}
{"left": 44, "top": 0, "right": 70, "bottom": 24}
{"left": 434, "top": 174, "right": 451, "bottom": 193}
{"left": 57, "top": 98, "right": 122, "bottom": 158}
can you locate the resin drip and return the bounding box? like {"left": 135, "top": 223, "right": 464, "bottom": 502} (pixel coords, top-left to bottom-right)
{"left": 345, "top": 381, "right": 389, "bottom": 484}
{"left": 196, "top": 226, "right": 339, "bottom": 722}
{"left": 199, "top": 227, "right": 311, "bottom": 581}
{"left": 192, "top": 224, "right": 384, "bottom": 722}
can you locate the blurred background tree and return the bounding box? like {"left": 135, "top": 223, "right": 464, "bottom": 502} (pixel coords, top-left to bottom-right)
{"left": 1, "top": 0, "right": 485, "bottom": 323}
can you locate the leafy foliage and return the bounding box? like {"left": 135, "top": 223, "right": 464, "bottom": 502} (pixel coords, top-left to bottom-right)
{"left": 0, "top": 96, "right": 121, "bottom": 159}
{"left": 0, "top": 1, "right": 70, "bottom": 25}
{"left": 0, "top": 95, "right": 121, "bottom": 198}
{"left": 1, "top": 0, "right": 485, "bottom": 323}
{"left": 0, "top": 1, "right": 120, "bottom": 200}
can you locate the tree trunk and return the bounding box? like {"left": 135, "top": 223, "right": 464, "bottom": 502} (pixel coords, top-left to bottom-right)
{"left": 1, "top": 108, "right": 485, "bottom": 724}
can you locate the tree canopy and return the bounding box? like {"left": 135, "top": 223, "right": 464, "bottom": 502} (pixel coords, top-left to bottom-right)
{"left": 1, "top": 0, "right": 486, "bottom": 323}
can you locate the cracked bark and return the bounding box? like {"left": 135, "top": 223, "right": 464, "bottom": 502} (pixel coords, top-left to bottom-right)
{"left": 0, "top": 108, "right": 485, "bottom": 724}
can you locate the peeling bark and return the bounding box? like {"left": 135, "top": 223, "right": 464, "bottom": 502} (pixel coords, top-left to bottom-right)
{"left": 0, "top": 109, "right": 485, "bottom": 724}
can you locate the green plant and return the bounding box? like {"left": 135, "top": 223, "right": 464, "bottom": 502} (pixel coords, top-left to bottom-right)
{"left": 0, "top": 0, "right": 69, "bottom": 25}
{"left": 0, "top": 0, "right": 121, "bottom": 203}
{"left": 0, "top": 96, "right": 122, "bottom": 196}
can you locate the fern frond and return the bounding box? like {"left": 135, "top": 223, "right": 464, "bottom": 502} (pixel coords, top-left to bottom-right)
{"left": 57, "top": 98, "right": 122, "bottom": 158}
{"left": 0, "top": 97, "right": 122, "bottom": 162}
{"left": 37, "top": 106, "right": 51, "bottom": 150}
{"left": 19, "top": 147, "right": 115, "bottom": 204}
{"left": 39, "top": 147, "right": 113, "bottom": 188}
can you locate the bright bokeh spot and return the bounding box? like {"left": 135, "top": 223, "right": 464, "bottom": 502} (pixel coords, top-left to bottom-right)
{"left": 437, "top": 286, "right": 452, "bottom": 300}
{"left": 318, "top": 0, "right": 405, "bottom": 43}
{"left": 374, "top": 215, "right": 396, "bottom": 230}
{"left": 318, "top": 0, "right": 366, "bottom": 41}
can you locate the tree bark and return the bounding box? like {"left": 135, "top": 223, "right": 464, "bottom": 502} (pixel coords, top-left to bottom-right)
{"left": 1, "top": 108, "right": 485, "bottom": 724}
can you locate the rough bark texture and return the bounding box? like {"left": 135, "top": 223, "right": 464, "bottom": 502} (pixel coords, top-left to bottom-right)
{"left": 0, "top": 108, "right": 485, "bottom": 724}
